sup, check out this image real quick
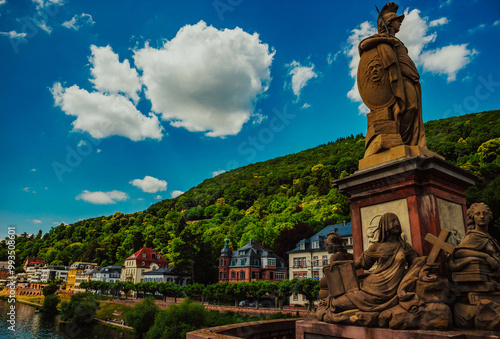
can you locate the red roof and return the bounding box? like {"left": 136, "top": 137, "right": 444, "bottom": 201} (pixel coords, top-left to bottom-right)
{"left": 125, "top": 248, "right": 168, "bottom": 268}
{"left": 25, "top": 257, "right": 45, "bottom": 265}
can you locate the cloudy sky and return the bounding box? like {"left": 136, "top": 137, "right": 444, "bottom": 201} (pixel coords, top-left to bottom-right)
{"left": 1, "top": 0, "right": 499, "bottom": 238}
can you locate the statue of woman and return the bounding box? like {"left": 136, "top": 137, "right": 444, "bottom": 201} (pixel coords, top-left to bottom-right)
{"left": 449, "top": 203, "right": 500, "bottom": 275}
{"left": 357, "top": 2, "right": 426, "bottom": 156}
{"left": 322, "top": 213, "right": 418, "bottom": 319}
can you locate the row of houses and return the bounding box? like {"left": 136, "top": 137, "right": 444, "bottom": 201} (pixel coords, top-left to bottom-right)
{"left": 10, "top": 221, "right": 352, "bottom": 305}
{"left": 217, "top": 221, "right": 353, "bottom": 306}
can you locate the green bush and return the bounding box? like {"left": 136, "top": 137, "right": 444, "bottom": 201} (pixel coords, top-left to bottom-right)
{"left": 60, "top": 293, "right": 99, "bottom": 324}
{"left": 145, "top": 298, "right": 206, "bottom": 339}
{"left": 40, "top": 294, "right": 60, "bottom": 314}
{"left": 126, "top": 296, "right": 159, "bottom": 339}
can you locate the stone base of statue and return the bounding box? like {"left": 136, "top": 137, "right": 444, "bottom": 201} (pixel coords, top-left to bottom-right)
{"left": 296, "top": 319, "right": 500, "bottom": 339}
{"left": 333, "top": 155, "right": 476, "bottom": 260}
{"left": 359, "top": 144, "right": 443, "bottom": 170}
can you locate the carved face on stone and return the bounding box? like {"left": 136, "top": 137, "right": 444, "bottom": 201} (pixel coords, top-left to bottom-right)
{"left": 366, "top": 57, "right": 384, "bottom": 84}
{"left": 473, "top": 204, "right": 493, "bottom": 228}
{"left": 468, "top": 202, "right": 493, "bottom": 231}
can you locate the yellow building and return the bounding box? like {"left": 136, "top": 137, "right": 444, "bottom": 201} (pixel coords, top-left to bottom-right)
{"left": 120, "top": 248, "right": 168, "bottom": 284}
{"left": 66, "top": 262, "right": 99, "bottom": 292}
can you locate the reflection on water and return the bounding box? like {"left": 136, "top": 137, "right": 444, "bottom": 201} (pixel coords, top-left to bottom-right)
{"left": 0, "top": 299, "right": 134, "bottom": 339}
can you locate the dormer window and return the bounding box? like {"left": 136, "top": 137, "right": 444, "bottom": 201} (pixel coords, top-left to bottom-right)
{"left": 142, "top": 253, "right": 146, "bottom": 258}
{"left": 312, "top": 241, "right": 319, "bottom": 249}
{"left": 300, "top": 242, "right": 305, "bottom": 250}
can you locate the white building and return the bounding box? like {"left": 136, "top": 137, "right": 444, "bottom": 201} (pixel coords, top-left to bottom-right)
{"left": 40, "top": 265, "right": 69, "bottom": 283}
{"left": 92, "top": 265, "right": 122, "bottom": 283}
{"left": 143, "top": 266, "right": 191, "bottom": 285}
{"left": 287, "top": 222, "right": 352, "bottom": 306}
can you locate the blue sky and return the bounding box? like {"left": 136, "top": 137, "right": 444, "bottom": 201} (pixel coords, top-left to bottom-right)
{"left": 1, "top": 0, "right": 499, "bottom": 239}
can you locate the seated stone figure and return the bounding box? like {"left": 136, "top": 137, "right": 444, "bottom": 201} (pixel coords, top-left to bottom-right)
{"left": 449, "top": 202, "right": 500, "bottom": 282}
{"left": 318, "top": 232, "right": 354, "bottom": 301}
{"left": 320, "top": 213, "right": 418, "bottom": 319}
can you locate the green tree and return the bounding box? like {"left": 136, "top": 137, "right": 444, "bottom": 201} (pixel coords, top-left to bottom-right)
{"left": 183, "top": 283, "right": 205, "bottom": 299}
{"left": 247, "top": 281, "right": 273, "bottom": 309}
{"left": 43, "top": 281, "right": 59, "bottom": 296}
{"left": 294, "top": 279, "right": 320, "bottom": 311}
{"left": 40, "top": 294, "right": 60, "bottom": 314}
{"left": 145, "top": 298, "right": 207, "bottom": 339}
{"left": 275, "top": 279, "right": 297, "bottom": 310}
{"left": 126, "top": 296, "right": 160, "bottom": 339}
{"left": 60, "top": 293, "right": 100, "bottom": 324}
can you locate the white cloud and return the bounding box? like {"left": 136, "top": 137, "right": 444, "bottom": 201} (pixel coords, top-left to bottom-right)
{"left": 36, "top": 20, "right": 52, "bottom": 34}
{"left": 51, "top": 82, "right": 163, "bottom": 141}
{"left": 420, "top": 44, "right": 477, "bottom": 82}
{"left": 137, "top": 198, "right": 144, "bottom": 201}
{"left": 0, "top": 0, "right": 6, "bottom": 6}
{"left": 75, "top": 190, "right": 129, "bottom": 204}
{"left": 429, "top": 17, "right": 449, "bottom": 27}
{"left": 133, "top": 21, "right": 274, "bottom": 137}
{"left": 77, "top": 140, "right": 86, "bottom": 147}
{"left": 494, "top": 20, "right": 500, "bottom": 27}
{"left": 302, "top": 103, "right": 311, "bottom": 109}
{"left": 32, "top": 219, "right": 42, "bottom": 224}
{"left": 212, "top": 170, "right": 226, "bottom": 177}
{"left": 345, "top": 8, "right": 475, "bottom": 112}
{"left": 23, "top": 187, "right": 36, "bottom": 193}
{"left": 468, "top": 24, "right": 486, "bottom": 35}
{"left": 62, "top": 13, "right": 94, "bottom": 30}
{"left": 0, "top": 31, "right": 27, "bottom": 39}
{"left": 32, "top": 0, "right": 64, "bottom": 10}
{"left": 439, "top": 0, "right": 452, "bottom": 8}
{"left": 30, "top": 168, "right": 36, "bottom": 172}
{"left": 286, "top": 61, "right": 318, "bottom": 98}
{"left": 130, "top": 175, "right": 167, "bottom": 193}
{"left": 89, "top": 45, "right": 141, "bottom": 103}
{"left": 154, "top": 195, "right": 162, "bottom": 200}
{"left": 97, "top": 149, "right": 102, "bottom": 153}
{"left": 171, "top": 190, "right": 184, "bottom": 198}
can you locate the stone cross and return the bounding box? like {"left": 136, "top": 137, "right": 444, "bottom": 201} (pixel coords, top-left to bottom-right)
{"left": 424, "top": 229, "right": 455, "bottom": 263}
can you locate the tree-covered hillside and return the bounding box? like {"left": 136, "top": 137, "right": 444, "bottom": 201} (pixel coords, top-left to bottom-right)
{"left": 2, "top": 110, "right": 499, "bottom": 284}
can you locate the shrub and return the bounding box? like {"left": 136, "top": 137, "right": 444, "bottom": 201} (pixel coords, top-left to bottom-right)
{"left": 126, "top": 296, "right": 159, "bottom": 339}
{"left": 60, "top": 293, "right": 100, "bottom": 324}
{"left": 40, "top": 294, "right": 60, "bottom": 314}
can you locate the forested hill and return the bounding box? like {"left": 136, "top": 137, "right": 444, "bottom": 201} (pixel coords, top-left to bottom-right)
{"left": 3, "top": 110, "right": 499, "bottom": 284}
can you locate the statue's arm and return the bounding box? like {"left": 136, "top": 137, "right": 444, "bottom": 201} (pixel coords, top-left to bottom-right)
{"left": 354, "top": 246, "right": 376, "bottom": 270}
{"left": 359, "top": 36, "right": 397, "bottom": 53}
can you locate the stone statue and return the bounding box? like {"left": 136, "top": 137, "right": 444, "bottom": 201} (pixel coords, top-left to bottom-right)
{"left": 318, "top": 213, "right": 452, "bottom": 330}
{"left": 448, "top": 202, "right": 500, "bottom": 331}
{"left": 317, "top": 232, "right": 353, "bottom": 302}
{"left": 357, "top": 2, "right": 427, "bottom": 159}
{"left": 449, "top": 202, "right": 500, "bottom": 276}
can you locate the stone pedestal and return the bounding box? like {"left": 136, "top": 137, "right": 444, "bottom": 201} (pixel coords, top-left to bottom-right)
{"left": 296, "top": 319, "right": 500, "bottom": 339}
{"left": 333, "top": 155, "right": 476, "bottom": 260}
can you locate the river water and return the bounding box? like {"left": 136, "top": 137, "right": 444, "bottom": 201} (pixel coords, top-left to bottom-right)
{"left": 0, "top": 300, "right": 135, "bottom": 338}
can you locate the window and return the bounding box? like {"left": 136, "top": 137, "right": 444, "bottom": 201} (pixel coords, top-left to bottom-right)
{"left": 141, "top": 261, "right": 145, "bottom": 266}
{"left": 312, "top": 241, "right": 319, "bottom": 249}
{"left": 293, "top": 258, "right": 298, "bottom": 268}
{"left": 231, "top": 272, "right": 235, "bottom": 279}
{"left": 240, "top": 259, "right": 245, "bottom": 266}
{"left": 275, "top": 272, "right": 285, "bottom": 280}
{"left": 268, "top": 258, "right": 276, "bottom": 266}
{"left": 269, "top": 272, "right": 274, "bottom": 280}
{"left": 313, "top": 256, "right": 318, "bottom": 267}
{"left": 220, "top": 260, "right": 224, "bottom": 266}
{"left": 293, "top": 294, "right": 298, "bottom": 301}
{"left": 152, "top": 253, "right": 156, "bottom": 258}
{"left": 220, "top": 272, "right": 223, "bottom": 279}
{"left": 254, "top": 259, "right": 259, "bottom": 266}
{"left": 313, "top": 271, "right": 320, "bottom": 279}
{"left": 348, "top": 237, "right": 353, "bottom": 245}
{"left": 142, "top": 253, "right": 146, "bottom": 258}
{"left": 231, "top": 260, "right": 236, "bottom": 266}
{"left": 300, "top": 242, "right": 305, "bottom": 250}
{"left": 302, "top": 295, "right": 306, "bottom": 301}
{"left": 294, "top": 273, "right": 298, "bottom": 278}
{"left": 322, "top": 255, "right": 328, "bottom": 265}
{"left": 241, "top": 272, "right": 245, "bottom": 279}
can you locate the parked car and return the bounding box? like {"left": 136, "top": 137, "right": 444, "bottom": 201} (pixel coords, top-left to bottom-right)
{"left": 239, "top": 300, "right": 255, "bottom": 307}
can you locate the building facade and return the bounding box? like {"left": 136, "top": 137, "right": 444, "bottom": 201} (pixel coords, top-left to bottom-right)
{"left": 288, "top": 222, "right": 352, "bottom": 305}
{"left": 120, "top": 248, "right": 168, "bottom": 284}
{"left": 92, "top": 265, "right": 122, "bottom": 283}
{"left": 218, "top": 239, "right": 287, "bottom": 283}
{"left": 66, "top": 262, "right": 99, "bottom": 292}
{"left": 23, "top": 257, "right": 45, "bottom": 272}
{"left": 143, "top": 266, "right": 191, "bottom": 285}
{"left": 40, "top": 265, "right": 69, "bottom": 283}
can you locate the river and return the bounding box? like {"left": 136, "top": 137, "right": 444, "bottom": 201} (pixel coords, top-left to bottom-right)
{"left": 0, "top": 300, "right": 135, "bottom": 338}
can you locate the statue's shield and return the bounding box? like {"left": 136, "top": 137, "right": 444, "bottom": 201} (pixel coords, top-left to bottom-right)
{"left": 357, "top": 47, "right": 396, "bottom": 111}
